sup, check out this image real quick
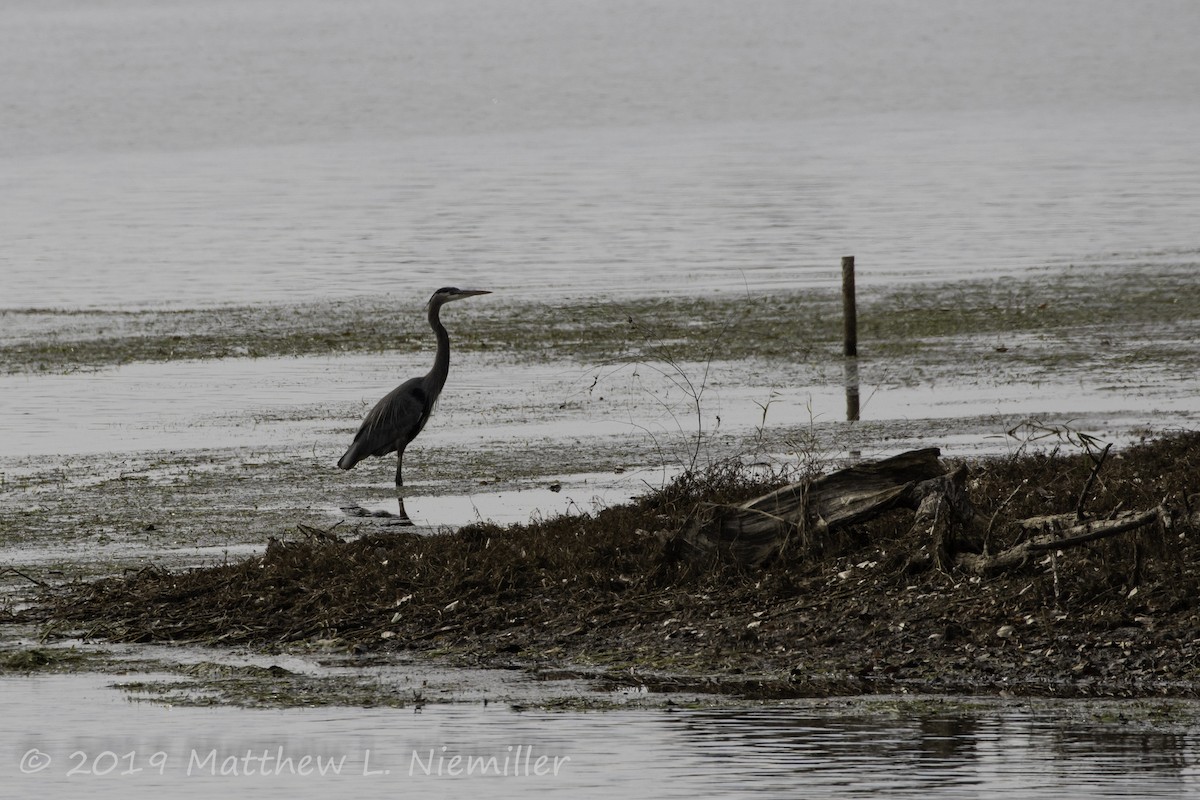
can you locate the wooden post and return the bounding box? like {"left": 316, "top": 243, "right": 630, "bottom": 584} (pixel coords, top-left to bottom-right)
{"left": 841, "top": 255, "right": 857, "bottom": 357}
{"left": 844, "top": 357, "right": 860, "bottom": 422}
{"left": 842, "top": 255, "right": 859, "bottom": 426}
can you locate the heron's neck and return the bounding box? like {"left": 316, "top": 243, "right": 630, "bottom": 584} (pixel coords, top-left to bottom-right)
{"left": 427, "top": 303, "right": 451, "bottom": 392}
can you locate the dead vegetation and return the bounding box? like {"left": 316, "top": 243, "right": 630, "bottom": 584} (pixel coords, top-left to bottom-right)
{"left": 29, "top": 430, "right": 1200, "bottom": 699}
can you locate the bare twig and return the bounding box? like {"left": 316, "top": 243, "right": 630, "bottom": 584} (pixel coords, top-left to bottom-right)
{"left": 1075, "top": 442, "right": 1113, "bottom": 520}
{"left": 0, "top": 566, "right": 50, "bottom": 588}
{"left": 1051, "top": 550, "right": 1061, "bottom": 605}
{"left": 985, "top": 482, "right": 1026, "bottom": 553}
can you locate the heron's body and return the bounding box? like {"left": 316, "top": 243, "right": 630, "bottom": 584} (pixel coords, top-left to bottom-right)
{"left": 336, "top": 375, "right": 433, "bottom": 475}
{"left": 338, "top": 287, "right": 490, "bottom": 509}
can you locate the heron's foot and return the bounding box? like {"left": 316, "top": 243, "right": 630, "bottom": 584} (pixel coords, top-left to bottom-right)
{"left": 395, "top": 496, "right": 413, "bottom": 526}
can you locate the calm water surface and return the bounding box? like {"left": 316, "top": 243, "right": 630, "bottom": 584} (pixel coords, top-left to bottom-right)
{"left": 1, "top": 0, "right": 1197, "bottom": 308}
{"left": 2, "top": 351, "right": 1197, "bottom": 459}
{"left": 3, "top": 675, "right": 1200, "bottom": 799}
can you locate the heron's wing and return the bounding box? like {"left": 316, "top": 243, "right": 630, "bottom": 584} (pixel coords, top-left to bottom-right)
{"left": 338, "top": 377, "right": 430, "bottom": 469}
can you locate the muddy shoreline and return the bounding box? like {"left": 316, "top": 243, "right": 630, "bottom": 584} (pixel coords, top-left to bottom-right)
{"left": 3, "top": 263, "right": 1200, "bottom": 708}
{"left": 13, "top": 432, "right": 1200, "bottom": 706}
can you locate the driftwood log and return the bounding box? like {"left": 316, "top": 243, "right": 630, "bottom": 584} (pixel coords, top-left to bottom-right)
{"left": 674, "top": 448, "right": 947, "bottom": 566}
{"left": 674, "top": 447, "right": 1169, "bottom": 573}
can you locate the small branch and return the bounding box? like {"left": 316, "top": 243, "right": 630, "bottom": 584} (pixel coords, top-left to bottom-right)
{"left": 985, "top": 482, "right": 1025, "bottom": 553}
{"left": 1075, "top": 442, "right": 1113, "bottom": 520}
{"left": 957, "top": 506, "right": 1166, "bottom": 575}
{"left": 1025, "top": 506, "right": 1163, "bottom": 553}
{"left": 0, "top": 566, "right": 50, "bottom": 588}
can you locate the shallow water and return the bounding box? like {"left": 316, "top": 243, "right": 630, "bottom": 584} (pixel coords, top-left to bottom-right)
{"left": 2, "top": 345, "right": 1197, "bottom": 557}
{"left": 2, "top": 350, "right": 1196, "bottom": 461}
{"left": 2, "top": 674, "right": 1199, "bottom": 798}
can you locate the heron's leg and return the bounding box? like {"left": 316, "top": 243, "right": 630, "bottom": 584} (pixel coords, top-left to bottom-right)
{"left": 393, "top": 447, "right": 413, "bottom": 525}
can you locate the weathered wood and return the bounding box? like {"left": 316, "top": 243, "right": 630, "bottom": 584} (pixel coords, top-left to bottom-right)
{"left": 1018, "top": 512, "right": 1086, "bottom": 533}
{"left": 675, "top": 448, "right": 946, "bottom": 566}
{"left": 956, "top": 506, "right": 1167, "bottom": 575}
{"left": 906, "top": 465, "right": 976, "bottom": 571}
{"left": 842, "top": 255, "right": 857, "bottom": 357}
{"left": 671, "top": 438, "right": 1176, "bottom": 577}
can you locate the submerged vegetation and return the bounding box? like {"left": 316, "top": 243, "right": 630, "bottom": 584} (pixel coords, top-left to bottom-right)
{"left": 3, "top": 263, "right": 1198, "bottom": 374}
{"left": 31, "top": 431, "right": 1200, "bottom": 700}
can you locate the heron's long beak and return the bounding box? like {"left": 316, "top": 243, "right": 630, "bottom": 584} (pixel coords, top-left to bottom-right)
{"left": 427, "top": 288, "right": 492, "bottom": 309}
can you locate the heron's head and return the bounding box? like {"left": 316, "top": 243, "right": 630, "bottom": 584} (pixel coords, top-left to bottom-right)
{"left": 427, "top": 287, "right": 491, "bottom": 308}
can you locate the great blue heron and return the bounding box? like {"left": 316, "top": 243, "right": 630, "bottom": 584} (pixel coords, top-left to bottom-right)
{"left": 338, "top": 286, "right": 491, "bottom": 522}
